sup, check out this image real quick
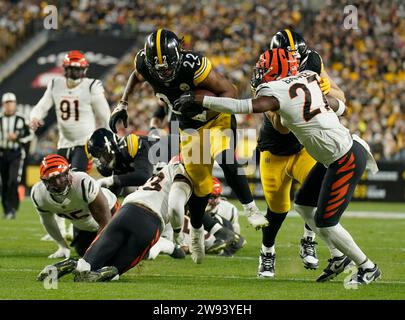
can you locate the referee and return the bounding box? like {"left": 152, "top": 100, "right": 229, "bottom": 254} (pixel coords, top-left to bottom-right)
{"left": 0, "top": 93, "right": 32, "bottom": 219}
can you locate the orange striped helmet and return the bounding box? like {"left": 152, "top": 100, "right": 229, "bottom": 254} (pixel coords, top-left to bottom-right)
{"left": 40, "top": 155, "right": 71, "bottom": 196}
{"left": 212, "top": 177, "right": 222, "bottom": 197}
{"left": 251, "top": 48, "right": 298, "bottom": 88}
{"left": 63, "top": 50, "right": 89, "bottom": 68}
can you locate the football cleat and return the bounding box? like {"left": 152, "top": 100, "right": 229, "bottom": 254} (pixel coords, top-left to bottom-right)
{"left": 246, "top": 206, "right": 269, "bottom": 230}
{"left": 348, "top": 264, "right": 381, "bottom": 285}
{"left": 300, "top": 237, "right": 319, "bottom": 270}
{"left": 190, "top": 226, "right": 205, "bottom": 264}
{"left": 37, "top": 258, "right": 77, "bottom": 281}
{"left": 257, "top": 251, "right": 276, "bottom": 278}
{"left": 316, "top": 255, "right": 352, "bottom": 282}
{"left": 73, "top": 266, "right": 119, "bottom": 282}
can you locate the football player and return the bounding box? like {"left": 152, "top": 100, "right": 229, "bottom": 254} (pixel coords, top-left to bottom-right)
{"left": 85, "top": 128, "right": 157, "bottom": 194}
{"left": 252, "top": 29, "right": 347, "bottom": 277}
{"left": 37, "top": 160, "right": 192, "bottom": 282}
{"left": 108, "top": 29, "right": 267, "bottom": 264}
{"left": 31, "top": 155, "right": 118, "bottom": 258}
{"left": 30, "top": 50, "right": 111, "bottom": 172}
{"left": 176, "top": 48, "right": 381, "bottom": 285}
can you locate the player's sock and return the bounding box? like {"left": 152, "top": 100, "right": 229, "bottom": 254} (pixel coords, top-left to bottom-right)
{"left": 261, "top": 244, "right": 275, "bottom": 255}
{"left": 188, "top": 194, "right": 209, "bottom": 229}
{"left": 318, "top": 224, "right": 368, "bottom": 266}
{"left": 303, "top": 224, "right": 316, "bottom": 240}
{"left": 262, "top": 209, "right": 287, "bottom": 247}
{"left": 359, "top": 258, "right": 375, "bottom": 269}
{"left": 294, "top": 204, "right": 344, "bottom": 257}
{"left": 76, "top": 258, "right": 91, "bottom": 272}
{"left": 242, "top": 201, "right": 257, "bottom": 211}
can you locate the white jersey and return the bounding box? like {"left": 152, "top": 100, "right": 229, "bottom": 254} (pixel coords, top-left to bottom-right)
{"left": 122, "top": 163, "right": 192, "bottom": 227}
{"left": 256, "top": 71, "right": 353, "bottom": 166}
{"left": 210, "top": 199, "right": 240, "bottom": 235}
{"left": 31, "top": 171, "right": 117, "bottom": 232}
{"left": 30, "top": 77, "right": 110, "bottom": 149}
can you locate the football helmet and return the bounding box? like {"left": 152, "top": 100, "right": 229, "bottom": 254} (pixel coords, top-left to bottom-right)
{"left": 270, "top": 29, "right": 308, "bottom": 63}
{"left": 86, "top": 128, "right": 119, "bottom": 170}
{"left": 63, "top": 50, "right": 89, "bottom": 82}
{"left": 40, "top": 154, "right": 72, "bottom": 199}
{"left": 251, "top": 48, "right": 298, "bottom": 89}
{"left": 208, "top": 177, "right": 222, "bottom": 210}
{"left": 144, "top": 29, "right": 183, "bottom": 83}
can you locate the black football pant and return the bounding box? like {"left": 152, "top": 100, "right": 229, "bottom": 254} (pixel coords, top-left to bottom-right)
{"left": 70, "top": 227, "right": 98, "bottom": 257}
{"left": 295, "top": 141, "right": 367, "bottom": 228}
{"left": 83, "top": 203, "right": 162, "bottom": 274}
{"left": 57, "top": 146, "right": 88, "bottom": 172}
{"left": 0, "top": 149, "right": 24, "bottom": 216}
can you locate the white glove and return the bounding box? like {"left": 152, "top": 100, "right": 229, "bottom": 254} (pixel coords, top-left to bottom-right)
{"left": 97, "top": 176, "right": 114, "bottom": 188}
{"left": 48, "top": 246, "right": 70, "bottom": 259}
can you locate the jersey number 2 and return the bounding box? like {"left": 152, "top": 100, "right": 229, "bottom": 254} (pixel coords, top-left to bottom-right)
{"left": 60, "top": 100, "right": 79, "bottom": 121}
{"left": 289, "top": 74, "right": 329, "bottom": 122}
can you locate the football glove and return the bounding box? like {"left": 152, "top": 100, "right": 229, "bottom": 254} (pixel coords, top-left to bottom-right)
{"left": 109, "top": 100, "right": 128, "bottom": 133}
{"left": 48, "top": 246, "right": 70, "bottom": 259}
{"left": 320, "top": 77, "right": 331, "bottom": 95}
{"left": 173, "top": 91, "right": 204, "bottom": 118}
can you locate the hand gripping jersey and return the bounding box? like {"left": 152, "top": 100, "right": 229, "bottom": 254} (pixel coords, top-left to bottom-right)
{"left": 135, "top": 49, "right": 219, "bottom": 129}
{"left": 257, "top": 49, "right": 324, "bottom": 155}
{"left": 122, "top": 163, "right": 193, "bottom": 227}
{"left": 256, "top": 71, "right": 353, "bottom": 166}
{"left": 30, "top": 77, "right": 110, "bottom": 149}
{"left": 31, "top": 171, "right": 117, "bottom": 231}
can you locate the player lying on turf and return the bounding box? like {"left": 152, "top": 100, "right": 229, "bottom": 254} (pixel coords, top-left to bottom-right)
{"left": 174, "top": 48, "right": 381, "bottom": 285}
{"left": 32, "top": 155, "right": 118, "bottom": 258}
{"left": 37, "top": 159, "right": 191, "bottom": 282}
{"left": 147, "top": 175, "right": 245, "bottom": 259}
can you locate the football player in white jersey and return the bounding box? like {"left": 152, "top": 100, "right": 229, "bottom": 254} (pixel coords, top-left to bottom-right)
{"left": 29, "top": 50, "right": 111, "bottom": 172}
{"left": 32, "top": 155, "right": 118, "bottom": 258}
{"left": 37, "top": 159, "right": 193, "bottom": 282}
{"left": 174, "top": 48, "right": 381, "bottom": 285}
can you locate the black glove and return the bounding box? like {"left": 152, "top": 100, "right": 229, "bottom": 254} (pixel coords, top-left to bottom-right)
{"left": 173, "top": 91, "right": 203, "bottom": 118}
{"left": 109, "top": 101, "right": 128, "bottom": 133}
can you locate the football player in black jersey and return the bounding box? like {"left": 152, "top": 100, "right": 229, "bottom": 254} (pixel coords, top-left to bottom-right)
{"left": 253, "top": 29, "right": 347, "bottom": 279}
{"left": 109, "top": 28, "right": 268, "bottom": 264}
{"left": 85, "top": 128, "right": 156, "bottom": 194}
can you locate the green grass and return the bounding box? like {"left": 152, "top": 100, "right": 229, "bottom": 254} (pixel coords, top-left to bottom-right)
{"left": 0, "top": 199, "right": 404, "bottom": 300}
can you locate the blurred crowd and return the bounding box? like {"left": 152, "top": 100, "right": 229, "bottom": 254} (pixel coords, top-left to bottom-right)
{"left": 2, "top": 0, "right": 405, "bottom": 160}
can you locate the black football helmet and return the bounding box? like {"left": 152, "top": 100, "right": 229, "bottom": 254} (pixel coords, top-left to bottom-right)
{"left": 86, "top": 128, "right": 120, "bottom": 170}
{"left": 270, "top": 29, "right": 308, "bottom": 63}
{"left": 144, "top": 28, "right": 183, "bottom": 83}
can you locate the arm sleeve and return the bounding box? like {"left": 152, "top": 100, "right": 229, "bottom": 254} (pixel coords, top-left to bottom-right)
{"left": 90, "top": 80, "right": 111, "bottom": 128}
{"left": 38, "top": 213, "right": 69, "bottom": 248}
{"left": 113, "top": 159, "right": 153, "bottom": 187}
{"left": 30, "top": 80, "right": 54, "bottom": 121}
{"left": 168, "top": 180, "right": 192, "bottom": 231}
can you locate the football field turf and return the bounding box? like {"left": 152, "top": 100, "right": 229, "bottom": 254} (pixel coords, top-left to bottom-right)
{"left": 0, "top": 199, "right": 404, "bottom": 300}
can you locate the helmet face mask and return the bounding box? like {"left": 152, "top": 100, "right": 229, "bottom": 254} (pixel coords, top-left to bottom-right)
{"left": 87, "top": 128, "right": 119, "bottom": 171}
{"left": 64, "top": 66, "right": 87, "bottom": 81}
{"left": 145, "top": 29, "right": 182, "bottom": 83}
{"left": 42, "top": 170, "right": 72, "bottom": 198}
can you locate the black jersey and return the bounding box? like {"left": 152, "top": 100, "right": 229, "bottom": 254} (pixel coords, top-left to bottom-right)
{"left": 257, "top": 49, "right": 324, "bottom": 155}
{"left": 135, "top": 49, "right": 220, "bottom": 130}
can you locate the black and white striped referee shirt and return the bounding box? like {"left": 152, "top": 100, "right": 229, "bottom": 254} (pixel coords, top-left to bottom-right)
{"left": 0, "top": 112, "right": 31, "bottom": 151}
